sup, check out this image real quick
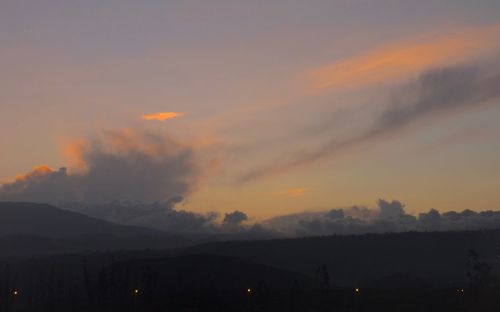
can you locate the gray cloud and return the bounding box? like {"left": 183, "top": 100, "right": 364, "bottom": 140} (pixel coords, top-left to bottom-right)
{"left": 262, "top": 199, "right": 500, "bottom": 237}
{"left": 0, "top": 167, "right": 75, "bottom": 203}
{"left": 378, "top": 199, "right": 405, "bottom": 219}
{"left": 223, "top": 210, "right": 248, "bottom": 225}
{"left": 240, "top": 60, "right": 500, "bottom": 182}
{"left": 63, "top": 199, "right": 220, "bottom": 234}
{"left": 81, "top": 199, "right": 500, "bottom": 236}
{"left": 0, "top": 129, "right": 222, "bottom": 234}
{"left": 217, "top": 210, "right": 249, "bottom": 233}
{"left": 61, "top": 198, "right": 500, "bottom": 236}
{"left": 0, "top": 130, "right": 200, "bottom": 204}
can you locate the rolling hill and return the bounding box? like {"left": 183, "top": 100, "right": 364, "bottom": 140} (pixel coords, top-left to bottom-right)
{"left": 0, "top": 202, "right": 190, "bottom": 256}
{"left": 184, "top": 230, "right": 500, "bottom": 287}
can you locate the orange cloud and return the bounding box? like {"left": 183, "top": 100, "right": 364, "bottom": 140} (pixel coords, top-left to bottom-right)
{"left": 307, "top": 24, "right": 500, "bottom": 92}
{"left": 142, "top": 112, "right": 184, "bottom": 121}
{"left": 272, "top": 188, "right": 308, "bottom": 198}
{"left": 1, "top": 166, "right": 52, "bottom": 185}
{"left": 9, "top": 165, "right": 54, "bottom": 184}
{"left": 61, "top": 129, "right": 191, "bottom": 174}
{"left": 62, "top": 139, "right": 88, "bottom": 173}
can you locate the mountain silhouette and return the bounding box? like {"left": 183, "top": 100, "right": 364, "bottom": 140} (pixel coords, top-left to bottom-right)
{"left": 0, "top": 202, "right": 190, "bottom": 256}
{"left": 185, "top": 230, "right": 500, "bottom": 287}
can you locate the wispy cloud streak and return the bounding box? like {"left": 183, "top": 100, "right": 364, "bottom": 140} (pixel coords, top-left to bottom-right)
{"left": 240, "top": 61, "right": 500, "bottom": 182}
{"left": 307, "top": 24, "right": 500, "bottom": 91}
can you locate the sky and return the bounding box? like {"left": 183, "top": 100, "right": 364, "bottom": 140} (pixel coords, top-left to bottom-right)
{"left": 1, "top": 0, "right": 500, "bottom": 221}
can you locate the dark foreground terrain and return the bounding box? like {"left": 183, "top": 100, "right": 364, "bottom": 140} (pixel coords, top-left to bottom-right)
{"left": 1, "top": 202, "right": 500, "bottom": 311}
{"left": 0, "top": 251, "right": 498, "bottom": 312}
{"left": 0, "top": 251, "right": 499, "bottom": 312}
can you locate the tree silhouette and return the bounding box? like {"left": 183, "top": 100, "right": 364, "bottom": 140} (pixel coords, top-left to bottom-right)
{"left": 466, "top": 249, "right": 498, "bottom": 310}
{"left": 466, "top": 249, "right": 497, "bottom": 290}
{"left": 315, "top": 265, "right": 331, "bottom": 312}
{"left": 315, "top": 265, "right": 330, "bottom": 291}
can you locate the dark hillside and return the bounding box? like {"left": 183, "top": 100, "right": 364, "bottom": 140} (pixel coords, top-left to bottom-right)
{"left": 0, "top": 202, "right": 190, "bottom": 256}
{"left": 185, "top": 230, "right": 500, "bottom": 287}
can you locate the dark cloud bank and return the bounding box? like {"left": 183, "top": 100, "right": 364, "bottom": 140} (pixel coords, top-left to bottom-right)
{"left": 0, "top": 130, "right": 199, "bottom": 203}
{"left": 264, "top": 199, "right": 500, "bottom": 237}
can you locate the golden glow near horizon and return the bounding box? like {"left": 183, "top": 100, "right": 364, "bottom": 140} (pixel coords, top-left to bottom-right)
{"left": 272, "top": 188, "right": 308, "bottom": 198}
{"left": 141, "top": 112, "right": 184, "bottom": 122}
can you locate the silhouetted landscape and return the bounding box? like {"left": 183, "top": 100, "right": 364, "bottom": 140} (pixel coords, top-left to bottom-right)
{"left": 0, "top": 202, "right": 499, "bottom": 311}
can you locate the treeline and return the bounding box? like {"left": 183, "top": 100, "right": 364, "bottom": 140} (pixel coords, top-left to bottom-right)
{"left": 0, "top": 250, "right": 498, "bottom": 311}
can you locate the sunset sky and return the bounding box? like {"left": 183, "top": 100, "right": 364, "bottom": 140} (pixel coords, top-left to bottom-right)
{"left": 1, "top": 0, "right": 500, "bottom": 220}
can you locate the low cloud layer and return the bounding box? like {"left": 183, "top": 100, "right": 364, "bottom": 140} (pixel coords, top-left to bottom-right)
{"left": 63, "top": 199, "right": 220, "bottom": 234}
{"left": 66, "top": 199, "right": 500, "bottom": 236}
{"left": 262, "top": 199, "right": 500, "bottom": 236}
{"left": 223, "top": 210, "right": 248, "bottom": 225}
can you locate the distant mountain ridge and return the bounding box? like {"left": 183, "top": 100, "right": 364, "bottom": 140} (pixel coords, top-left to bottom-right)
{"left": 0, "top": 202, "right": 190, "bottom": 256}
{"left": 0, "top": 202, "right": 167, "bottom": 237}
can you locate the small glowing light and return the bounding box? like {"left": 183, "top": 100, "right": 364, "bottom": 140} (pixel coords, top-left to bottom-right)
{"left": 457, "top": 288, "right": 465, "bottom": 294}
{"left": 13, "top": 290, "right": 19, "bottom": 296}
{"left": 247, "top": 288, "right": 252, "bottom": 294}
{"left": 355, "top": 288, "right": 360, "bottom": 293}
{"left": 133, "top": 289, "right": 139, "bottom": 295}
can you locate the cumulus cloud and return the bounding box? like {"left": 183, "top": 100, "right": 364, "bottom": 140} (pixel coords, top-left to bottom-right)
{"left": 0, "top": 166, "right": 75, "bottom": 203}
{"left": 213, "top": 210, "right": 250, "bottom": 234}
{"left": 378, "top": 199, "right": 405, "bottom": 219}
{"left": 262, "top": 199, "right": 500, "bottom": 237}
{"left": 63, "top": 199, "right": 220, "bottom": 234}
{"left": 223, "top": 210, "right": 248, "bottom": 225}
{"left": 0, "top": 129, "right": 200, "bottom": 204}
{"left": 0, "top": 129, "right": 225, "bottom": 233}
{"left": 63, "top": 198, "right": 500, "bottom": 236}
{"left": 0, "top": 130, "right": 270, "bottom": 235}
